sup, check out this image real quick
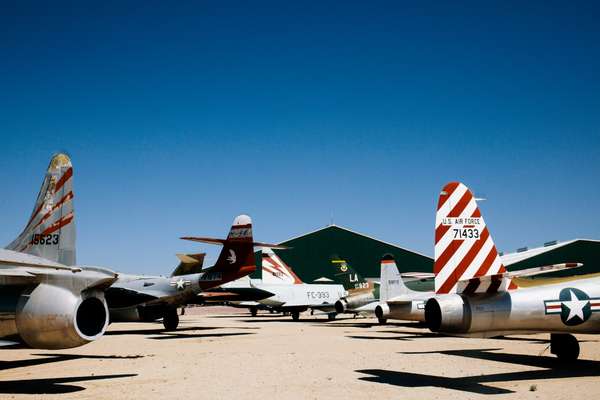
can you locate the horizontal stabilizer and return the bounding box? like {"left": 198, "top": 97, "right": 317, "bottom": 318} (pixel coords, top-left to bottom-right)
{"left": 172, "top": 253, "right": 206, "bottom": 277}
{"left": 401, "top": 272, "right": 435, "bottom": 280}
{"left": 457, "top": 262, "right": 582, "bottom": 294}
{"left": 180, "top": 237, "right": 288, "bottom": 249}
{"left": 176, "top": 253, "right": 206, "bottom": 264}
{"left": 506, "top": 262, "right": 582, "bottom": 278}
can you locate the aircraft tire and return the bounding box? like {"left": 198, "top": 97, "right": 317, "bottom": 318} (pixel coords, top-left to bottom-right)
{"left": 250, "top": 307, "right": 258, "bottom": 317}
{"left": 163, "top": 309, "right": 179, "bottom": 331}
{"left": 291, "top": 311, "right": 300, "bottom": 321}
{"left": 378, "top": 317, "right": 387, "bottom": 325}
{"left": 551, "top": 333, "right": 580, "bottom": 361}
{"left": 328, "top": 313, "right": 336, "bottom": 321}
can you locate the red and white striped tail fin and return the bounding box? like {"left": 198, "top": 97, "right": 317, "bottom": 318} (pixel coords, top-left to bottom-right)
{"left": 261, "top": 247, "right": 303, "bottom": 284}
{"left": 434, "top": 182, "right": 516, "bottom": 294}
{"left": 6, "top": 153, "right": 76, "bottom": 266}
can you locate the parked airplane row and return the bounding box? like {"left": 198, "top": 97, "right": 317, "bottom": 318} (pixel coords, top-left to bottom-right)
{"left": 1, "top": 154, "right": 596, "bottom": 361}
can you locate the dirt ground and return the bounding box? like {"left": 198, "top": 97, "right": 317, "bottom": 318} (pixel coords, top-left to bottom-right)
{"left": 2, "top": 306, "right": 600, "bottom": 399}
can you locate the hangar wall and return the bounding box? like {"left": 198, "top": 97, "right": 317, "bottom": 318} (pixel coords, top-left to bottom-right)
{"left": 502, "top": 239, "right": 600, "bottom": 278}
{"left": 253, "top": 224, "right": 433, "bottom": 288}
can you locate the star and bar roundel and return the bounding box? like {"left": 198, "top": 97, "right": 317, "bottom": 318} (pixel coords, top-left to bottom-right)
{"left": 544, "top": 287, "right": 600, "bottom": 326}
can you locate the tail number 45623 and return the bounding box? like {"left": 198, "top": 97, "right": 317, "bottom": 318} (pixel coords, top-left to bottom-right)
{"left": 32, "top": 234, "right": 60, "bottom": 245}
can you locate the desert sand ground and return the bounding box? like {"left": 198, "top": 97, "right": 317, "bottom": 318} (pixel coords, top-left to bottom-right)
{"left": 2, "top": 306, "right": 600, "bottom": 399}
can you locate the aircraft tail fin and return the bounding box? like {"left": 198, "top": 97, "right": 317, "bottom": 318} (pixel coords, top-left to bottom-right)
{"left": 171, "top": 253, "right": 206, "bottom": 277}
{"left": 261, "top": 247, "right": 303, "bottom": 284}
{"left": 434, "top": 182, "right": 516, "bottom": 294}
{"left": 380, "top": 254, "right": 413, "bottom": 301}
{"left": 6, "top": 153, "right": 76, "bottom": 266}
{"left": 332, "top": 257, "right": 369, "bottom": 290}
{"left": 181, "top": 215, "right": 257, "bottom": 276}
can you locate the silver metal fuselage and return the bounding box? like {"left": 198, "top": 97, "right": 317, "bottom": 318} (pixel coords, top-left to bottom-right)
{"left": 431, "top": 276, "right": 600, "bottom": 337}
{"left": 257, "top": 283, "right": 346, "bottom": 308}
{"left": 223, "top": 278, "right": 346, "bottom": 309}
{"left": 107, "top": 272, "right": 204, "bottom": 322}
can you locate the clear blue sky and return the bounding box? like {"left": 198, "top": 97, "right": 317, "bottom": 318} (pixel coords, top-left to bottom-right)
{"left": 1, "top": 1, "right": 599, "bottom": 273}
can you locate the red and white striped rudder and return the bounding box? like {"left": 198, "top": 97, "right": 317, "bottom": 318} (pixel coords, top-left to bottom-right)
{"left": 434, "top": 182, "right": 514, "bottom": 294}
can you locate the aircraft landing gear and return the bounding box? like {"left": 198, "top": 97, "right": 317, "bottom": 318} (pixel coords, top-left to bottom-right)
{"left": 328, "top": 313, "right": 336, "bottom": 321}
{"left": 551, "top": 333, "right": 580, "bottom": 361}
{"left": 291, "top": 311, "right": 300, "bottom": 321}
{"left": 163, "top": 308, "right": 179, "bottom": 331}
{"left": 378, "top": 317, "right": 387, "bottom": 325}
{"left": 250, "top": 307, "right": 258, "bottom": 317}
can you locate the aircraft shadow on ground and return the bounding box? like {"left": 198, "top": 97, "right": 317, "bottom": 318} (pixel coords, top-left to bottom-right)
{"left": 0, "top": 353, "right": 144, "bottom": 372}
{"left": 105, "top": 326, "right": 224, "bottom": 335}
{"left": 347, "top": 332, "right": 441, "bottom": 341}
{"left": 206, "top": 314, "right": 271, "bottom": 319}
{"left": 357, "top": 348, "right": 600, "bottom": 395}
{"left": 0, "top": 374, "right": 137, "bottom": 394}
{"left": 148, "top": 332, "right": 255, "bottom": 340}
{"left": 323, "top": 322, "right": 426, "bottom": 329}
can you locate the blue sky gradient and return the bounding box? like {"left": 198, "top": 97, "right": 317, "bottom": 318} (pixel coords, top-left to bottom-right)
{"left": 1, "top": 1, "right": 599, "bottom": 273}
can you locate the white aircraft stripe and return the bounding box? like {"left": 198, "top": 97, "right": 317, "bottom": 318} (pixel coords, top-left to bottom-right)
{"left": 435, "top": 184, "right": 468, "bottom": 228}
{"left": 435, "top": 237, "right": 479, "bottom": 290}
{"left": 457, "top": 235, "right": 494, "bottom": 282}
{"left": 487, "top": 257, "right": 504, "bottom": 276}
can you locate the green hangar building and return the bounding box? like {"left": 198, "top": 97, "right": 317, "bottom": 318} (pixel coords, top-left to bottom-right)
{"left": 502, "top": 239, "right": 600, "bottom": 278}
{"left": 255, "top": 224, "right": 433, "bottom": 282}
{"left": 254, "top": 224, "right": 600, "bottom": 286}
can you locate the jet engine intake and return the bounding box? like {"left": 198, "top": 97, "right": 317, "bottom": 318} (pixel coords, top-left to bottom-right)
{"left": 374, "top": 303, "right": 390, "bottom": 320}
{"left": 16, "top": 283, "right": 109, "bottom": 349}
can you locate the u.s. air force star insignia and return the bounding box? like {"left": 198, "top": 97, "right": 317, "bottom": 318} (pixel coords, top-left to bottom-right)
{"left": 170, "top": 278, "right": 191, "bottom": 291}
{"left": 544, "top": 287, "right": 600, "bottom": 326}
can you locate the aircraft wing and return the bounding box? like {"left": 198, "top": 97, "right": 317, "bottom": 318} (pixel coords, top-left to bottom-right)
{"left": 0, "top": 249, "right": 117, "bottom": 289}
{"left": 198, "top": 287, "right": 275, "bottom": 303}
{"left": 0, "top": 268, "right": 36, "bottom": 278}
{"left": 401, "top": 272, "right": 435, "bottom": 280}
{"left": 0, "top": 248, "right": 79, "bottom": 271}
{"left": 505, "top": 263, "right": 582, "bottom": 278}
{"left": 457, "top": 263, "right": 582, "bottom": 294}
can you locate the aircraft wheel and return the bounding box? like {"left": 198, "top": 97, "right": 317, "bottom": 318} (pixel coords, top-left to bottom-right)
{"left": 378, "top": 317, "right": 387, "bottom": 325}
{"left": 250, "top": 307, "right": 258, "bottom": 317}
{"left": 551, "top": 333, "right": 580, "bottom": 361}
{"left": 328, "top": 313, "right": 336, "bottom": 321}
{"left": 163, "top": 309, "right": 179, "bottom": 331}
{"left": 291, "top": 311, "right": 300, "bottom": 321}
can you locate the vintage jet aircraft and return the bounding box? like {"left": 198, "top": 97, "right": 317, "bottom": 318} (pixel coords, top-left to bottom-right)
{"left": 424, "top": 182, "right": 587, "bottom": 360}
{"left": 332, "top": 258, "right": 379, "bottom": 315}
{"left": 107, "top": 214, "right": 278, "bottom": 329}
{"left": 211, "top": 248, "right": 346, "bottom": 320}
{"left": 374, "top": 254, "right": 434, "bottom": 324}
{"left": 1, "top": 154, "right": 118, "bottom": 349}
{"left": 333, "top": 257, "right": 434, "bottom": 319}
{"left": 374, "top": 245, "right": 576, "bottom": 325}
